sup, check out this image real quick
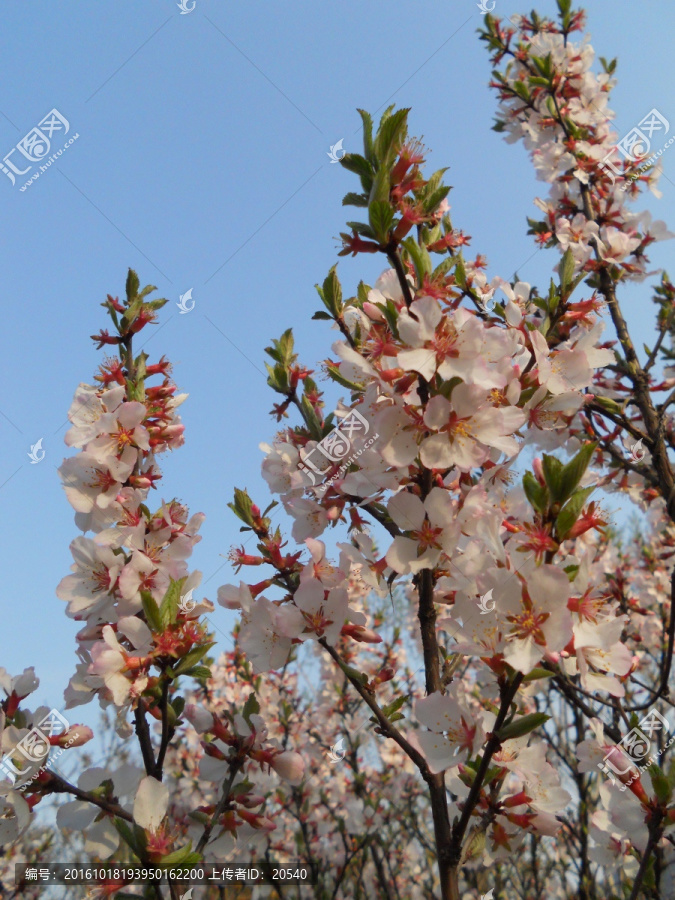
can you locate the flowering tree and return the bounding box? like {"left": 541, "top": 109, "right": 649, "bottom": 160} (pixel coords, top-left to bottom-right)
{"left": 3, "top": 2, "right": 675, "bottom": 898}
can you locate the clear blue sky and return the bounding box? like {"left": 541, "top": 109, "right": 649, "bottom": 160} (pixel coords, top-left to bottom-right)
{"left": 1, "top": 0, "right": 674, "bottom": 728}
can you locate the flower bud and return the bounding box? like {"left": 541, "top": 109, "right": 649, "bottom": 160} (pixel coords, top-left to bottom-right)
{"left": 52, "top": 725, "right": 94, "bottom": 748}
{"left": 270, "top": 750, "right": 305, "bottom": 786}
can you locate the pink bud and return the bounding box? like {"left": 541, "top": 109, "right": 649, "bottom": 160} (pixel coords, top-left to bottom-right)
{"left": 53, "top": 725, "right": 94, "bottom": 748}
{"left": 161, "top": 424, "right": 185, "bottom": 440}
{"left": 271, "top": 750, "right": 305, "bottom": 786}
{"left": 362, "top": 301, "right": 386, "bottom": 322}
{"left": 239, "top": 793, "right": 265, "bottom": 809}
{"left": 341, "top": 623, "right": 383, "bottom": 643}
{"left": 533, "top": 457, "right": 545, "bottom": 486}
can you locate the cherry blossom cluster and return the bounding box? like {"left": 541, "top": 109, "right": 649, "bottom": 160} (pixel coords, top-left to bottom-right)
{"left": 214, "top": 15, "right": 675, "bottom": 887}
{"left": 481, "top": 4, "right": 673, "bottom": 283}
{"left": 165, "top": 606, "right": 437, "bottom": 898}
{"left": 0, "top": 272, "right": 309, "bottom": 889}
{"left": 56, "top": 271, "right": 208, "bottom": 716}
{"left": 0, "top": 667, "right": 92, "bottom": 846}
{"left": 212, "top": 105, "right": 637, "bottom": 889}
{"left": 5, "top": 2, "right": 675, "bottom": 896}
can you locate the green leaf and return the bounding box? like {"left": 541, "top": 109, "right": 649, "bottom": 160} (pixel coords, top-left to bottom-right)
{"left": 343, "top": 665, "right": 369, "bottom": 685}
{"left": 138, "top": 284, "right": 157, "bottom": 301}
{"left": 555, "top": 486, "right": 595, "bottom": 540}
{"left": 422, "top": 167, "right": 449, "bottom": 197}
{"left": 172, "top": 643, "right": 215, "bottom": 677}
{"left": 649, "top": 763, "right": 672, "bottom": 804}
{"left": 182, "top": 665, "right": 212, "bottom": 680}
{"left": 265, "top": 361, "right": 290, "bottom": 394}
{"left": 541, "top": 454, "right": 565, "bottom": 502}
{"left": 422, "top": 184, "right": 451, "bottom": 216}
{"left": 265, "top": 328, "right": 295, "bottom": 366}
{"left": 559, "top": 248, "right": 576, "bottom": 296}
{"left": 141, "top": 591, "right": 163, "bottom": 633}
{"left": 146, "top": 297, "right": 169, "bottom": 310}
{"left": 157, "top": 844, "right": 202, "bottom": 867}
{"left": 431, "top": 257, "right": 456, "bottom": 279}
{"left": 346, "top": 220, "right": 377, "bottom": 239}
{"left": 402, "top": 237, "right": 431, "bottom": 282}
{"left": 558, "top": 442, "right": 597, "bottom": 505}
{"left": 340, "top": 153, "right": 374, "bottom": 192}
{"left": 159, "top": 578, "right": 186, "bottom": 629}
{"left": 376, "top": 298, "right": 399, "bottom": 340}
{"left": 312, "top": 310, "right": 333, "bottom": 321}
{"left": 228, "top": 487, "right": 255, "bottom": 527}
{"left": 300, "top": 394, "right": 323, "bottom": 440}
{"left": 381, "top": 696, "right": 406, "bottom": 719}
{"left": 325, "top": 362, "right": 364, "bottom": 391}
{"left": 357, "top": 108, "right": 375, "bottom": 161}
{"left": 373, "top": 107, "right": 409, "bottom": 165}
{"left": 454, "top": 254, "right": 467, "bottom": 290}
{"left": 113, "top": 818, "right": 141, "bottom": 856}
{"left": 321, "top": 266, "right": 343, "bottom": 317}
{"left": 342, "top": 191, "right": 369, "bottom": 207}
{"left": 547, "top": 278, "right": 559, "bottom": 314}
{"left": 523, "top": 471, "right": 549, "bottom": 514}
{"left": 593, "top": 395, "right": 624, "bottom": 415}
{"left": 369, "top": 164, "right": 391, "bottom": 205}
{"left": 368, "top": 200, "right": 395, "bottom": 243}
{"left": 357, "top": 281, "right": 370, "bottom": 306}
{"left": 242, "top": 692, "right": 260, "bottom": 728}
{"left": 666, "top": 757, "right": 675, "bottom": 789}
{"left": 522, "top": 668, "right": 555, "bottom": 682}
{"left": 125, "top": 269, "right": 140, "bottom": 302}
{"left": 497, "top": 712, "right": 550, "bottom": 741}
{"left": 512, "top": 80, "right": 530, "bottom": 101}
{"left": 459, "top": 826, "right": 486, "bottom": 865}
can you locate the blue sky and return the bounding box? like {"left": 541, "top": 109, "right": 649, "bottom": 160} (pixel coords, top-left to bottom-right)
{"left": 1, "top": 0, "right": 675, "bottom": 728}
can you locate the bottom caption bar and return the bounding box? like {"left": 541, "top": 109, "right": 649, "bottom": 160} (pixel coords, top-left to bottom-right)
{"left": 15, "top": 863, "right": 314, "bottom": 885}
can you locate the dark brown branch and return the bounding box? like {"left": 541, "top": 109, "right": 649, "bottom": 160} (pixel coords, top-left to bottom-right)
{"left": 628, "top": 808, "right": 664, "bottom": 900}
{"left": 195, "top": 760, "right": 242, "bottom": 855}
{"left": 47, "top": 772, "right": 134, "bottom": 822}
{"left": 134, "top": 703, "right": 157, "bottom": 776}
{"left": 448, "top": 672, "right": 524, "bottom": 867}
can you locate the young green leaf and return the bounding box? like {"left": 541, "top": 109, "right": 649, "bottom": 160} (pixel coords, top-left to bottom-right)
{"left": 497, "top": 712, "right": 550, "bottom": 741}
{"left": 558, "top": 442, "right": 597, "bottom": 504}
{"left": 141, "top": 591, "right": 163, "bottom": 633}
{"left": 523, "top": 471, "right": 549, "bottom": 514}
{"left": 555, "top": 486, "right": 595, "bottom": 540}
{"left": 159, "top": 578, "right": 186, "bottom": 629}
